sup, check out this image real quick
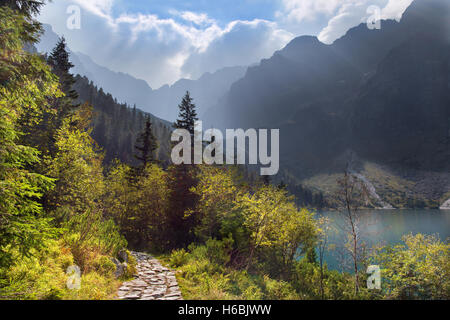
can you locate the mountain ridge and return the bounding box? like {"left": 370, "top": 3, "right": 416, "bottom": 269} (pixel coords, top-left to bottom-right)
{"left": 37, "top": 24, "right": 247, "bottom": 122}
{"left": 204, "top": 0, "right": 450, "bottom": 208}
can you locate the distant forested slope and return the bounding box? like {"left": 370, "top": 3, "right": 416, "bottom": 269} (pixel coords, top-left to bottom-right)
{"left": 73, "top": 75, "right": 172, "bottom": 166}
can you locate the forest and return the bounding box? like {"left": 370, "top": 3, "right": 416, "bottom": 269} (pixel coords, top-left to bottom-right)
{"left": 0, "top": 1, "right": 448, "bottom": 300}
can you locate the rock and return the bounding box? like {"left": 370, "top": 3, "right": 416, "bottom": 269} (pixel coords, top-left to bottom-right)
{"left": 440, "top": 199, "right": 450, "bottom": 210}
{"left": 118, "top": 250, "right": 129, "bottom": 263}
{"left": 116, "top": 251, "right": 183, "bottom": 300}
{"left": 111, "top": 258, "right": 127, "bottom": 279}
{"left": 164, "top": 293, "right": 182, "bottom": 298}
{"left": 122, "top": 293, "right": 141, "bottom": 300}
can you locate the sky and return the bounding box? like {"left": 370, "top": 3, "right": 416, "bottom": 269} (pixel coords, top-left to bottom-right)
{"left": 38, "top": 0, "right": 414, "bottom": 89}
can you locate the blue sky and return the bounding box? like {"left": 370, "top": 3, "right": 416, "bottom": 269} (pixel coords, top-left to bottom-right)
{"left": 110, "top": 0, "right": 279, "bottom": 22}
{"left": 38, "top": 0, "right": 414, "bottom": 88}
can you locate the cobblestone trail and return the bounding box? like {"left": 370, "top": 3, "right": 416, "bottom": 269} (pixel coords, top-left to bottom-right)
{"left": 117, "top": 252, "right": 183, "bottom": 300}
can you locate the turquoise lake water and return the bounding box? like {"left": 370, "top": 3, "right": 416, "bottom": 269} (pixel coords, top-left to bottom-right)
{"left": 316, "top": 209, "right": 450, "bottom": 271}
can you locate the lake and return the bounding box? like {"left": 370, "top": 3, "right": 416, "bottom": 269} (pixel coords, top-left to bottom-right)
{"left": 316, "top": 209, "right": 450, "bottom": 271}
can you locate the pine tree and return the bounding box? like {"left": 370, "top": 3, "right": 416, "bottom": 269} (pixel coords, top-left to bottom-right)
{"left": 2, "top": 0, "right": 48, "bottom": 18}
{"left": 174, "top": 91, "right": 198, "bottom": 134}
{"left": 29, "top": 36, "right": 80, "bottom": 157}
{"left": 0, "top": 7, "right": 60, "bottom": 266}
{"left": 134, "top": 116, "right": 158, "bottom": 168}
{"left": 48, "top": 37, "right": 78, "bottom": 101}
{"left": 165, "top": 92, "right": 200, "bottom": 249}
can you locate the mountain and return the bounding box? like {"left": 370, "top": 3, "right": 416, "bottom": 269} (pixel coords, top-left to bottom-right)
{"left": 204, "top": 0, "right": 450, "bottom": 208}
{"left": 149, "top": 66, "right": 247, "bottom": 121}
{"left": 73, "top": 75, "right": 173, "bottom": 166}
{"left": 37, "top": 24, "right": 247, "bottom": 121}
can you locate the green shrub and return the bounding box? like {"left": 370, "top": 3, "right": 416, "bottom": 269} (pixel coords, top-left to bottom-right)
{"left": 43, "top": 287, "right": 64, "bottom": 300}
{"left": 204, "top": 237, "right": 233, "bottom": 266}
{"left": 93, "top": 256, "right": 116, "bottom": 277}
{"left": 0, "top": 239, "right": 121, "bottom": 300}
{"left": 263, "top": 276, "right": 300, "bottom": 300}
{"left": 122, "top": 252, "right": 138, "bottom": 279}
{"left": 170, "top": 249, "right": 189, "bottom": 268}
{"left": 242, "top": 285, "right": 264, "bottom": 300}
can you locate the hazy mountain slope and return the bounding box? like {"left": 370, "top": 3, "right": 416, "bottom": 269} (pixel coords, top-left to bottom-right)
{"left": 73, "top": 75, "right": 172, "bottom": 166}
{"left": 204, "top": 0, "right": 450, "bottom": 208}
{"left": 152, "top": 66, "right": 247, "bottom": 121}
{"left": 350, "top": 34, "right": 450, "bottom": 170}
{"left": 37, "top": 24, "right": 247, "bottom": 121}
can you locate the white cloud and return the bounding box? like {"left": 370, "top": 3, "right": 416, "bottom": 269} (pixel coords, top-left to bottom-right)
{"left": 182, "top": 20, "right": 293, "bottom": 79}
{"left": 381, "top": 0, "right": 414, "bottom": 20}
{"left": 39, "top": 0, "right": 293, "bottom": 88}
{"left": 277, "top": 0, "right": 341, "bottom": 23}
{"left": 317, "top": 0, "right": 413, "bottom": 44}
{"left": 179, "top": 11, "right": 215, "bottom": 26}
{"left": 72, "top": 0, "right": 114, "bottom": 20}
{"left": 38, "top": 0, "right": 413, "bottom": 87}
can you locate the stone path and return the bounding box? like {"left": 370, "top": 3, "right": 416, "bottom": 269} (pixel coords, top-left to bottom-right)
{"left": 117, "top": 252, "right": 183, "bottom": 300}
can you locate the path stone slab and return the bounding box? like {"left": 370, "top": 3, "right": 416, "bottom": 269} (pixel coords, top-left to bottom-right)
{"left": 117, "top": 252, "right": 183, "bottom": 300}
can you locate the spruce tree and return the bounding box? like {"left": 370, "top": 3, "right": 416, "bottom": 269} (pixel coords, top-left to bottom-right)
{"left": 0, "top": 7, "right": 59, "bottom": 265}
{"left": 174, "top": 91, "right": 198, "bottom": 134}
{"left": 2, "top": 0, "right": 48, "bottom": 18}
{"left": 134, "top": 115, "right": 158, "bottom": 168}
{"left": 165, "top": 92, "right": 200, "bottom": 249}
{"left": 33, "top": 36, "right": 80, "bottom": 157}
{"left": 48, "top": 37, "right": 78, "bottom": 101}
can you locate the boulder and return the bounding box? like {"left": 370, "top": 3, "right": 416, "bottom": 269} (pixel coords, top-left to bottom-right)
{"left": 118, "top": 249, "right": 129, "bottom": 263}
{"left": 440, "top": 199, "right": 450, "bottom": 210}
{"left": 111, "top": 258, "right": 127, "bottom": 279}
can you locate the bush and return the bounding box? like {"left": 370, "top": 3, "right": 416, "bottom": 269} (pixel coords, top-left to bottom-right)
{"left": 263, "top": 276, "right": 300, "bottom": 300}
{"left": 0, "top": 239, "right": 121, "bottom": 300}
{"left": 204, "top": 237, "right": 233, "bottom": 267}
{"left": 93, "top": 256, "right": 116, "bottom": 277}
{"left": 122, "top": 251, "right": 138, "bottom": 279}
{"left": 374, "top": 234, "right": 450, "bottom": 300}
{"left": 170, "top": 249, "right": 189, "bottom": 268}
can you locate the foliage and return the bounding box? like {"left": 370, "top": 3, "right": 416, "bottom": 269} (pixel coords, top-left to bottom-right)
{"left": 1, "top": 3, "right": 446, "bottom": 302}
{"left": 104, "top": 163, "right": 169, "bottom": 251}
{"left": 45, "top": 105, "right": 105, "bottom": 220}
{"left": 1, "top": 0, "right": 49, "bottom": 18}
{"left": 192, "top": 166, "right": 242, "bottom": 242}
{"left": 47, "top": 37, "right": 78, "bottom": 101}
{"left": 0, "top": 4, "right": 125, "bottom": 300}
{"left": 236, "top": 185, "right": 318, "bottom": 276}
{"left": 374, "top": 234, "right": 450, "bottom": 300}
{"left": 0, "top": 7, "right": 61, "bottom": 266}
{"left": 73, "top": 76, "right": 172, "bottom": 166}
{"left": 63, "top": 210, "right": 127, "bottom": 272}
{"left": 166, "top": 241, "right": 300, "bottom": 300}
{"left": 174, "top": 91, "right": 198, "bottom": 134}
{"left": 0, "top": 239, "right": 121, "bottom": 300}
{"left": 134, "top": 115, "right": 158, "bottom": 169}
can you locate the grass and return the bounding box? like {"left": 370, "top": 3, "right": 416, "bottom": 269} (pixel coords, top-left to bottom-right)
{"left": 0, "top": 239, "right": 125, "bottom": 300}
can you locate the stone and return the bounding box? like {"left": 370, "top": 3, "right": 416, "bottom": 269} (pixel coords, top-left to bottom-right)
{"left": 111, "top": 258, "right": 126, "bottom": 279}
{"left": 440, "top": 199, "right": 450, "bottom": 210}
{"left": 118, "top": 250, "right": 129, "bottom": 263}
{"left": 122, "top": 293, "right": 141, "bottom": 300}
{"left": 116, "top": 251, "right": 183, "bottom": 300}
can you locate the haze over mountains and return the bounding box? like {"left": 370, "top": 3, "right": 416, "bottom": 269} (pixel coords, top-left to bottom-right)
{"left": 203, "top": 0, "right": 449, "bottom": 208}
{"left": 38, "top": 0, "right": 450, "bottom": 209}
{"left": 205, "top": 0, "right": 449, "bottom": 170}
{"left": 37, "top": 24, "right": 247, "bottom": 121}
